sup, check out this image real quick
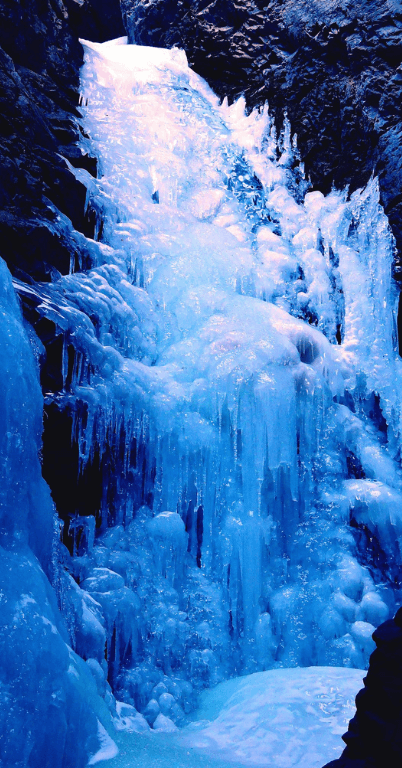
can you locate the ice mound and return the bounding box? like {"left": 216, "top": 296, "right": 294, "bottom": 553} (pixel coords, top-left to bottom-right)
{"left": 180, "top": 667, "right": 365, "bottom": 768}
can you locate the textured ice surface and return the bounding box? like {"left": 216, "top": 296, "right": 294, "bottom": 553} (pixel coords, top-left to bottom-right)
{"left": 182, "top": 666, "right": 365, "bottom": 767}
{"left": 5, "top": 35, "right": 402, "bottom": 758}
{"left": 0, "top": 258, "right": 118, "bottom": 766}
{"left": 27, "top": 36, "right": 402, "bottom": 717}
{"left": 94, "top": 667, "right": 364, "bottom": 768}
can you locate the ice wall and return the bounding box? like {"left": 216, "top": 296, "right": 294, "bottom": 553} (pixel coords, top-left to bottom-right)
{"left": 18, "top": 37, "right": 402, "bottom": 732}
{"left": 0, "top": 257, "right": 118, "bottom": 766}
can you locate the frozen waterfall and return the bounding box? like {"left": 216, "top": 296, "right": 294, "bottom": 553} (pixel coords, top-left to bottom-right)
{"left": 4, "top": 35, "right": 402, "bottom": 761}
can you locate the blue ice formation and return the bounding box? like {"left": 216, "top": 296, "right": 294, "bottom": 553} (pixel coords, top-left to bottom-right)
{"left": 0, "top": 259, "right": 118, "bottom": 765}
{"left": 1, "top": 36, "right": 402, "bottom": 763}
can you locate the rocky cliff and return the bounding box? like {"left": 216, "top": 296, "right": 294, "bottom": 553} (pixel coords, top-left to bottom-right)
{"left": 0, "top": 0, "right": 123, "bottom": 283}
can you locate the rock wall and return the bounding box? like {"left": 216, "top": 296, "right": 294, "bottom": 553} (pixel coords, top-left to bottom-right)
{"left": 0, "top": 0, "right": 124, "bottom": 283}
{"left": 323, "top": 609, "right": 402, "bottom": 768}
{"left": 0, "top": 0, "right": 125, "bottom": 530}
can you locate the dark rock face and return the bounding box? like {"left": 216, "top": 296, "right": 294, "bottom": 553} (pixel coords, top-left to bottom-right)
{"left": 0, "top": 0, "right": 88, "bottom": 282}
{"left": 68, "top": 0, "right": 125, "bottom": 43}
{"left": 123, "top": 0, "right": 402, "bottom": 271}
{"left": 323, "top": 609, "right": 402, "bottom": 768}
{"left": 0, "top": 0, "right": 124, "bottom": 285}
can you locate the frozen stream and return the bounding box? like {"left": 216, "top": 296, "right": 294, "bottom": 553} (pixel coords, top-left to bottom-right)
{"left": 95, "top": 667, "right": 365, "bottom": 768}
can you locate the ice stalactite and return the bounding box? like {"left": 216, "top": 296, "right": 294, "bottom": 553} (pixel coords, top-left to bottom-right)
{"left": 17, "top": 37, "right": 402, "bottom": 731}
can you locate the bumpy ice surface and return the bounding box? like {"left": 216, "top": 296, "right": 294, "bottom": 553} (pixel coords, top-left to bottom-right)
{"left": 95, "top": 667, "right": 365, "bottom": 768}
{"left": 2, "top": 34, "right": 402, "bottom": 766}
{"left": 55, "top": 37, "right": 400, "bottom": 698}
{"left": 0, "top": 258, "right": 118, "bottom": 766}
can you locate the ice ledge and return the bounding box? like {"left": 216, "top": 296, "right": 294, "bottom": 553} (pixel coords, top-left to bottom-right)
{"left": 79, "top": 36, "right": 188, "bottom": 71}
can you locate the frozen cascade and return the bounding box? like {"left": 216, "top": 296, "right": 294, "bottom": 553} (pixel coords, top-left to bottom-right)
{"left": 13, "top": 35, "right": 402, "bottom": 734}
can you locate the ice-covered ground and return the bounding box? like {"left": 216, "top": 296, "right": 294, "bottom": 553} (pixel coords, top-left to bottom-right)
{"left": 95, "top": 667, "right": 364, "bottom": 768}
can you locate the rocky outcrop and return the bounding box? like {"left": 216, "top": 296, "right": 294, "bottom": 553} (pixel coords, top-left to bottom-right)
{"left": 323, "top": 608, "right": 402, "bottom": 768}
{"left": 0, "top": 0, "right": 124, "bottom": 284}
{"left": 0, "top": 1, "right": 83, "bottom": 281}
{"left": 122, "top": 0, "right": 402, "bottom": 272}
